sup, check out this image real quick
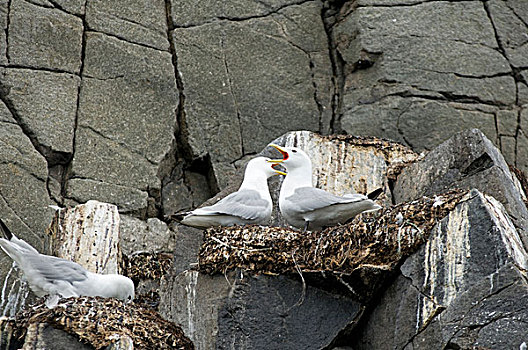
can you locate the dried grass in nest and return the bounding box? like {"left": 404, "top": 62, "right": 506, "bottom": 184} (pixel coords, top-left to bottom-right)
{"left": 122, "top": 252, "right": 173, "bottom": 283}
{"left": 198, "top": 189, "right": 469, "bottom": 276}
{"left": 14, "top": 297, "right": 193, "bottom": 350}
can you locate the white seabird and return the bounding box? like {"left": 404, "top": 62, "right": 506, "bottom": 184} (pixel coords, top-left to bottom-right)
{"left": 0, "top": 219, "right": 135, "bottom": 302}
{"left": 268, "top": 144, "right": 382, "bottom": 231}
{"left": 180, "top": 156, "right": 284, "bottom": 229}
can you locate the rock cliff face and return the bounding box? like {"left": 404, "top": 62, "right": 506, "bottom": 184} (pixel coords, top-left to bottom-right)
{"left": 0, "top": 1, "right": 527, "bottom": 349}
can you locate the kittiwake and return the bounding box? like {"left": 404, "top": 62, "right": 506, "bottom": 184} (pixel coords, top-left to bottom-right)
{"left": 268, "top": 144, "right": 382, "bottom": 231}
{"left": 179, "top": 156, "right": 284, "bottom": 229}
{"left": 0, "top": 219, "right": 135, "bottom": 302}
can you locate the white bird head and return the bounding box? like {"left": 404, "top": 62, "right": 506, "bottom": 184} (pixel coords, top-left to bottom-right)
{"left": 115, "top": 275, "right": 135, "bottom": 302}
{"left": 245, "top": 156, "right": 285, "bottom": 178}
{"left": 267, "top": 144, "right": 311, "bottom": 173}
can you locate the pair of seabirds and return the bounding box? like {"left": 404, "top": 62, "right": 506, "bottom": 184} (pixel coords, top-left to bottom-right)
{"left": 0, "top": 144, "right": 380, "bottom": 305}
{"left": 181, "top": 144, "right": 383, "bottom": 232}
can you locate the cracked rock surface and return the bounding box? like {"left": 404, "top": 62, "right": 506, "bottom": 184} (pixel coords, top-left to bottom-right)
{"left": 334, "top": 0, "right": 527, "bottom": 172}
{"left": 0, "top": 0, "right": 527, "bottom": 348}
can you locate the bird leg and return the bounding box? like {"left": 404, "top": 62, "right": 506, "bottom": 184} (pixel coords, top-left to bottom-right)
{"left": 303, "top": 221, "right": 310, "bottom": 232}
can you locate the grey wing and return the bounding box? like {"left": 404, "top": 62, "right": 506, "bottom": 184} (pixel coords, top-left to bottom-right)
{"left": 285, "top": 187, "right": 368, "bottom": 213}
{"left": 24, "top": 254, "right": 88, "bottom": 283}
{"left": 194, "top": 190, "right": 270, "bottom": 220}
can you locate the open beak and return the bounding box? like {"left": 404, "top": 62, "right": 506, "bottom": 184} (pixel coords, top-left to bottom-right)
{"left": 267, "top": 144, "right": 288, "bottom": 163}
{"left": 271, "top": 163, "right": 287, "bottom": 176}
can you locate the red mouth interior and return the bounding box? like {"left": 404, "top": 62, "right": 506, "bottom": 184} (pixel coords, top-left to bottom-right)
{"left": 271, "top": 163, "right": 281, "bottom": 170}
{"left": 277, "top": 148, "right": 289, "bottom": 161}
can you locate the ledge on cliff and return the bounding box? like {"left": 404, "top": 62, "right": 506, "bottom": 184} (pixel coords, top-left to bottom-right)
{"left": 1, "top": 296, "right": 193, "bottom": 350}
{"left": 198, "top": 189, "right": 468, "bottom": 301}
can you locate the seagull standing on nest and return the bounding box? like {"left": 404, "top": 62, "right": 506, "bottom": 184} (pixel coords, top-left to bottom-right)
{"left": 180, "top": 156, "right": 284, "bottom": 229}
{"left": 0, "top": 219, "right": 135, "bottom": 302}
{"left": 268, "top": 144, "right": 382, "bottom": 231}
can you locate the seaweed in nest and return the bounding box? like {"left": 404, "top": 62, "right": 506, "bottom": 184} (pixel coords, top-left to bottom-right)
{"left": 122, "top": 252, "right": 173, "bottom": 283}
{"left": 198, "top": 189, "right": 469, "bottom": 277}
{"left": 13, "top": 296, "right": 193, "bottom": 350}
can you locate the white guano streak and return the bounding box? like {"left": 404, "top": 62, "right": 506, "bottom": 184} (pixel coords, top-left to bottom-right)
{"left": 419, "top": 203, "right": 470, "bottom": 330}
{"left": 185, "top": 270, "right": 198, "bottom": 340}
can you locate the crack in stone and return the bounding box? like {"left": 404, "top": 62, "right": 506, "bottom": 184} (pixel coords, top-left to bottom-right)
{"left": 220, "top": 34, "right": 245, "bottom": 156}
{"left": 5, "top": 0, "right": 11, "bottom": 63}
{"left": 267, "top": 15, "right": 329, "bottom": 134}
{"left": 0, "top": 82, "right": 51, "bottom": 165}
{"left": 100, "top": 10, "right": 166, "bottom": 38}
{"left": 0, "top": 64, "right": 80, "bottom": 77}
{"left": 164, "top": 0, "right": 220, "bottom": 209}
{"left": 87, "top": 29, "right": 168, "bottom": 53}
{"left": 504, "top": 1, "right": 528, "bottom": 30}
{"left": 391, "top": 273, "right": 445, "bottom": 349}
{"left": 80, "top": 124, "right": 158, "bottom": 166}
{"left": 0, "top": 191, "right": 41, "bottom": 244}
{"left": 482, "top": 0, "right": 519, "bottom": 99}
{"left": 395, "top": 102, "right": 415, "bottom": 148}
{"left": 63, "top": 8, "right": 87, "bottom": 203}
{"left": 357, "top": 0, "right": 474, "bottom": 9}
{"left": 46, "top": 0, "right": 75, "bottom": 16}
{"left": 82, "top": 73, "right": 125, "bottom": 81}
{"left": 400, "top": 32, "right": 498, "bottom": 51}
{"left": 173, "top": 0, "right": 315, "bottom": 29}
{"left": 65, "top": 176, "right": 152, "bottom": 198}
{"left": 322, "top": 1, "right": 345, "bottom": 134}
{"left": 375, "top": 77, "right": 515, "bottom": 106}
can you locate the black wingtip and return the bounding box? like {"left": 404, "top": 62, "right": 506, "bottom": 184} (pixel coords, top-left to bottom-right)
{"left": 0, "top": 219, "right": 13, "bottom": 240}
{"left": 367, "top": 188, "right": 384, "bottom": 200}
{"left": 167, "top": 211, "right": 189, "bottom": 222}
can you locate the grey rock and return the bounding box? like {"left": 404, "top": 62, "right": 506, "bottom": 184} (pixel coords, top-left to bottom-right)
{"left": 65, "top": 177, "right": 149, "bottom": 215}
{"left": 8, "top": 0, "right": 83, "bottom": 74}
{"left": 336, "top": 0, "right": 518, "bottom": 158}
{"left": 120, "top": 215, "right": 176, "bottom": 255}
{"left": 52, "top": 0, "right": 85, "bottom": 15}
{"left": 169, "top": 223, "right": 203, "bottom": 275}
{"left": 519, "top": 81, "right": 528, "bottom": 106}
{"left": 342, "top": 97, "right": 498, "bottom": 151}
{"left": 487, "top": 0, "right": 528, "bottom": 68}
{"left": 23, "top": 323, "right": 94, "bottom": 350}
{"left": 86, "top": 0, "right": 168, "bottom": 51}
{"left": 497, "top": 109, "right": 519, "bottom": 136}
{"left": 0, "top": 0, "right": 7, "bottom": 65}
{"left": 69, "top": 32, "right": 178, "bottom": 212}
{"left": 160, "top": 270, "right": 362, "bottom": 350}
{"left": 414, "top": 265, "right": 528, "bottom": 349}
{"left": 0, "top": 112, "right": 53, "bottom": 242}
{"left": 160, "top": 271, "right": 231, "bottom": 349}
{"left": 0, "top": 68, "right": 79, "bottom": 161}
{"left": 338, "top": 2, "right": 497, "bottom": 52}
{"left": 500, "top": 135, "right": 517, "bottom": 165}
{"left": 171, "top": 0, "right": 312, "bottom": 27}
{"left": 161, "top": 164, "right": 214, "bottom": 218}
{"left": 353, "top": 190, "right": 528, "bottom": 349}
{"left": 0, "top": 103, "right": 54, "bottom": 317}
{"left": 172, "top": 1, "right": 331, "bottom": 188}
{"left": 517, "top": 129, "right": 528, "bottom": 172}
{"left": 394, "top": 129, "right": 528, "bottom": 246}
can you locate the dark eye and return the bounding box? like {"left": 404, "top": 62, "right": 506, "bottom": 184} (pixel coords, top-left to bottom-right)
{"left": 292, "top": 150, "right": 297, "bottom": 153}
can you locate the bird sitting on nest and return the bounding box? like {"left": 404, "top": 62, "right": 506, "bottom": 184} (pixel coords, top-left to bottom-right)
{"left": 177, "top": 156, "right": 285, "bottom": 229}
{"left": 268, "top": 144, "right": 382, "bottom": 231}
{"left": 0, "top": 219, "right": 135, "bottom": 303}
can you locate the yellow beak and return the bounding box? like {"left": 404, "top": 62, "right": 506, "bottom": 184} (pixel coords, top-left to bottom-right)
{"left": 271, "top": 163, "right": 287, "bottom": 176}
{"left": 267, "top": 144, "right": 288, "bottom": 163}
